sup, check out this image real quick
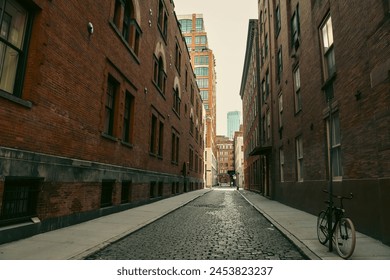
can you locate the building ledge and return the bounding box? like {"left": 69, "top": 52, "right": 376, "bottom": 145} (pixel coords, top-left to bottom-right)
{"left": 249, "top": 145, "right": 272, "bottom": 156}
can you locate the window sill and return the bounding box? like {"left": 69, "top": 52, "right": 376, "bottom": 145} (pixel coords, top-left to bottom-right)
{"left": 121, "top": 141, "right": 133, "bottom": 149}
{"left": 294, "top": 108, "right": 302, "bottom": 116}
{"left": 0, "top": 91, "right": 32, "bottom": 109}
{"left": 101, "top": 133, "right": 118, "bottom": 142}
{"left": 172, "top": 108, "right": 181, "bottom": 119}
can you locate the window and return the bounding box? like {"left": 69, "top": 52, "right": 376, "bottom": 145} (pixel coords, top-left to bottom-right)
{"left": 173, "top": 86, "right": 180, "bottom": 115}
{"left": 122, "top": 92, "right": 134, "bottom": 144}
{"left": 150, "top": 112, "right": 164, "bottom": 157}
{"left": 189, "top": 146, "right": 194, "bottom": 171}
{"left": 150, "top": 114, "right": 157, "bottom": 154}
{"left": 320, "top": 15, "right": 336, "bottom": 79}
{"left": 158, "top": 182, "right": 163, "bottom": 197}
{"left": 296, "top": 136, "right": 303, "bottom": 182}
{"left": 195, "top": 35, "right": 207, "bottom": 45}
{"left": 275, "top": 5, "right": 281, "bottom": 36}
{"left": 121, "top": 181, "right": 132, "bottom": 203}
{"left": 277, "top": 47, "right": 283, "bottom": 84}
{"left": 184, "top": 36, "right": 192, "bottom": 46}
{"left": 171, "top": 129, "right": 180, "bottom": 164}
{"left": 101, "top": 180, "right": 114, "bottom": 208}
{"left": 158, "top": 0, "right": 168, "bottom": 39}
{"left": 194, "top": 55, "right": 209, "bottom": 65}
{"left": 261, "top": 79, "right": 266, "bottom": 102}
{"left": 265, "top": 69, "right": 270, "bottom": 100}
{"left": 175, "top": 42, "right": 181, "bottom": 72}
{"left": 113, "top": 0, "right": 122, "bottom": 27}
{"left": 264, "top": 33, "right": 268, "bottom": 57}
{"left": 0, "top": 178, "right": 40, "bottom": 225}
{"left": 291, "top": 4, "right": 301, "bottom": 50}
{"left": 150, "top": 181, "right": 157, "bottom": 198}
{"left": 153, "top": 55, "right": 167, "bottom": 94}
{"left": 104, "top": 76, "right": 118, "bottom": 136}
{"left": 266, "top": 110, "right": 271, "bottom": 140}
{"left": 0, "top": 0, "right": 31, "bottom": 97}
{"left": 158, "top": 120, "right": 164, "bottom": 157}
{"left": 279, "top": 148, "right": 284, "bottom": 182}
{"left": 190, "top": 115, "right": 194, "bottom": 135}
{"left": 194, "top": 67, "right": 209, "bottom": 76}
{"left": 196, "top": 18, "right": 203, "bottom": 31}
{"left": 190, "top": 84, "right": 194, "bottom": 105}
{"left": 278, "top": 93, "right": 283, "bottom": 129}
{"left": 196, "top": 78, "right": 209, "bottom": 88}
{"left": 113, "top": 0, "right": 141, "bottom": 55}
{"left": 327, "top": 112, "right": 343, "bottom": 179}
{"left": 179, "top": 19, "right": 192, "bottom": 33}
{"left": 294, "top": 66, "right": 302, "bottom": 112}
{"left": 200, "top": 90, "right": 208, "bottom": 101}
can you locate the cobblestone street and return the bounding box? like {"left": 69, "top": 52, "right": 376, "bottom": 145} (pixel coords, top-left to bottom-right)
{"left": 86, "top": 189, "right": 307, "bottom": 260}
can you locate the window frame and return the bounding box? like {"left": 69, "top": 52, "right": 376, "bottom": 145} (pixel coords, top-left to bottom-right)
{"left": 275, "top": 5, "right": 281, "bottom": 37}
{"left": 293, "top": 65, "right": 302, "bottom": 113}
{"left": 277, "top": 47, "right": 283, "bottom": 84}
{"left": 320, "top": 15, "right": 336, "bottom": 80}
{"left": 153, "top": 55, "right": 167, "bottom": 95}
{"left": 171, "top": 128, "right": 180, "bottom": 165}
{"left": 0, "top": 177, "right": 41, "bottom": 226}
{"left": 296, "top": 135, "right": 304, "bottom": 182}
{"left": 290, "top": 4, "right": 301, "bottom": 50}
{"left": 157, "top": 0, "right": 168, "bottom": 40}
{"left": 112, "top": 0, "right": 142, "bottom": 56}
{"left": 104, "top": 76, "right": 119, "bottom": 137}
{"left": 326, "top": 111, "right": 343, "bottom": 180}
{"left": 122, "top": 91, "right": 135, "bottom": 144}
{"left": 0, "top": 0, "right": 33, "bottom": 101}
{"left": 150, "top": 109, "right": 165, "bottom": 158}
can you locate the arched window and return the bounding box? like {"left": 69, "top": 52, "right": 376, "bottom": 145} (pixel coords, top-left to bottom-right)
{"left": 113, "top": 0, "right": 141, "bottom": 55}
{"left": 153, "top": 55, "right": 166, "bottom": 94}
{"left": 173, "top": 86, "right": 181, "bottom": 115}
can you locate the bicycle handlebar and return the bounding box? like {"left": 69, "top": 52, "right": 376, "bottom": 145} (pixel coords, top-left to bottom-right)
{"left": 322, "top": 189, "right": 353, "bottom": 200}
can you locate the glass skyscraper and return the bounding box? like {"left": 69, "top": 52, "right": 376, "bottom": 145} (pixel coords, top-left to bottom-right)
{"left": 227, "top": 111, "right": 241, "bottom": 139}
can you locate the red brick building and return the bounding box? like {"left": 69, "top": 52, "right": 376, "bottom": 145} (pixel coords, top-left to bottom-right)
{"left": 177, "top": 14, "right": 218, "bottom": 188}
{"left": 242, "top": 0, "right": 389, "bottom": 244}
{"left": 0, "top": 0, "right": 204, "bottom": 243}
{"left": 216, "top": 135, "right": 234, "bottom": 185}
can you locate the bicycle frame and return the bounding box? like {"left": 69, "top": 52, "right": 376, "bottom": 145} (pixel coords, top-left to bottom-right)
{"left": 323, "top": 205, "right": 344, "bottom": 239}
{"left": 317, "top": 190, "right": 355, "bottom": 258}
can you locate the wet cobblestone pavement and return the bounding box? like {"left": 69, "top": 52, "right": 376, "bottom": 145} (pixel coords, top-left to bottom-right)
{"left": 86, "top": 189, "right": 307, "bottom": 260}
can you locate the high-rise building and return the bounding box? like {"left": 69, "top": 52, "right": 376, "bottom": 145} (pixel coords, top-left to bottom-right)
{"left": 227, "top": 111, "right": 241, "bottom": 139}
{"left": 178, "top": 14, "right": 218, "bottom": 188}
{"left": 241, "top": 0, "right": 390, "bottom": 244}
{"left": 0, "top": 0, "right": 204, "bottom": 244}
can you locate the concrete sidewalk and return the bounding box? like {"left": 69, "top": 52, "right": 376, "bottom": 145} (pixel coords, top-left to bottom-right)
{"left": 238, "top": 189, "right": 390, "bottom": 260}
{"left": 0, "top": 189, "right": 211, "bottom": 260}
{"left": 0, "top": 188, "right": 389, "bottom": 260}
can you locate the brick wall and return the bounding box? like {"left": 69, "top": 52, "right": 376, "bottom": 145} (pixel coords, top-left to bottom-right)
{"left": 0, "top": 0, "right": 204, "bottom": 238}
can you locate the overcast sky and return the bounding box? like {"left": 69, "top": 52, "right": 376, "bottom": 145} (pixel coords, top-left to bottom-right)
{"left": 173, "top": 0, "right": 258, "bottom": 136}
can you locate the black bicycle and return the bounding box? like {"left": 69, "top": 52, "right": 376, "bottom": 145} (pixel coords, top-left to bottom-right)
{"left": 317, "top": 190, "right": 356, "bottom": 259}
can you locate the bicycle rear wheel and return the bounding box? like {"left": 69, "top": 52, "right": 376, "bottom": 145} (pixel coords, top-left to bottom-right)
{"left": 335, "top": 217, "right": 356, "bottom": 259}
{"left": 317, "top": 210, "right": 328, "bottom": 245}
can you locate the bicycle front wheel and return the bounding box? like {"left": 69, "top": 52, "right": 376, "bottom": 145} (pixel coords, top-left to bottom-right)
{"left": 335, "top": 217, "right": 356, "bottom": 259}
{"left": 317, "top": 210, "right": 328, "bottom": 245}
